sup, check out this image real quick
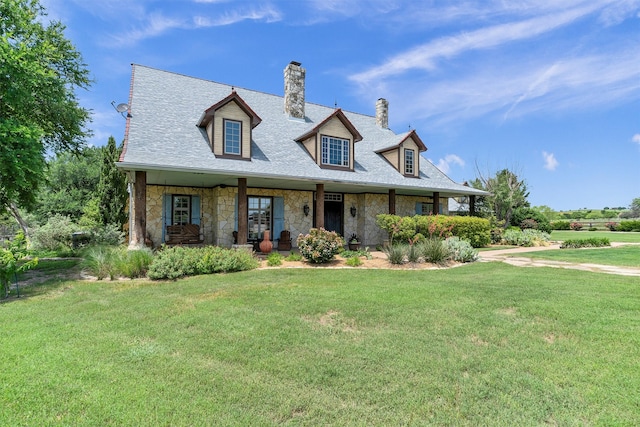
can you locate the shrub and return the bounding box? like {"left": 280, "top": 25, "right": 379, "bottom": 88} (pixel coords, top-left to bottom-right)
{"left": 89, "top": 223, "right": 126, "bottom": 246}
{"left": 443, "top": 237, "right": 478, "bottom": 263}
{"left": 119, "top": 248, "right": 154, "bottom": 278}
{"left": 148, "top": 246, "right": 259, "bottom": 280}
{"left": 490, "top": 227, "right": 504, "bottom": 244}
{"left": 383, "top": 244, "right": 406, "bottom": 265}
{"left": 570, "top": 222, "right": 583, "bottom": 231}
{"left": 419, "top": 238, "right": 451, "bottom": 265}
{"left": 448, "top": 216, "right": 491, "bottom": 248}
{"left": 551, "top": 220, "right": 571, "bottom": 230}
{"left": 376, "top": 214, "right": 417, "bottom": 243}
{"left": 378, "top": 214, "right": 491, "bottom": 248}
{"left": 83, "top": 246, "right": 119, "bottom": 280}
{"left": 296, "top": 228, "right": 345, "bottom": 263}
{"left": 588, "top": 227, "right": 598, "bottom": 232}
{"left": 30, "top": 214, "right": 76, "bottom": 253}
{"left": 1, "top": 233, "right": 38, "bottom": 298}
{"left": 561, "top": 238, "right": 610, "bottom": 248}
{"left": 285, "top": 252, "right": 303, "bottom": 262}
{"left": 345, "top": 256, "right": 363, "bottom": 267}
{"left": 502, "top": 229, "right": 550, "bottom": 247}
{"left": 407, "top": 242, "right": 420, "bottom": 263}
{"left": 616, "top": 220, "right": 640, "bottom": 232}
{"left": 605, "top": 222, "right": 618, "bottom": 231}
{"left": 511, "top": 207, "right": 552, "bottom": 233}
{"left": 266, "top": 252, "right": 283, "bottom": 267}
{"left": 340, "top": 249, "right": 372, "bottom": 260}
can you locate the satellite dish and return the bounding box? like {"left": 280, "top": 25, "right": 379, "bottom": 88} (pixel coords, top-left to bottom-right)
{"left": 111, "top": 101, "right": 131, "bottom": 118}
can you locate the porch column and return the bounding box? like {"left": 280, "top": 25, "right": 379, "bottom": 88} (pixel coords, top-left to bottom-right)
{"left": 315, "top": 183, "right": 324, "bottom": 229}
{"left": 469, "top": 195, "right": 476, "bottom": 217}
{"left": 388, "top": 189, "right": 396, "bottom": 214}
{"left": 130, "top": 171, "right": 146, "bottom": 248}
{"left": 237, "top": 178, "right": 248, "bottom": 245}
{"left": 433, "top": 192, "right": 440, "bottom": 215}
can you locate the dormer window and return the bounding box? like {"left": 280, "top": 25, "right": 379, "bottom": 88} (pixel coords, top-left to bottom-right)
{"left": 404, "top": 149, "right": 414, "bottom": 175}
{"left": 294, "top": 109, "right": 362, "bottom": 171}
{"left": 197, "top": 91, "right": 261, "bottom": 161}
{"left": 322, "top": 136, "right": 350, "bottom": 167}
{"left": 224, "top": 119, "right": 242, "bottom": 155}
{"left": 375, "top": 130, "right": 426, "bottom": 178}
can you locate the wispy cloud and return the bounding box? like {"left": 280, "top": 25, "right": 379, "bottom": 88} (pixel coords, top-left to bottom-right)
{"left": 542, "top": 151, "right": 559, "bottom": 171}
{"left": 430, "top": 154, "right": 465, "bottom": 174}
{"left": 194, "top": 5, "right": 281, "bottom": 27}
{"left": 350, "top": 2, "right": 607, "bottom": 85}
{"left": 632, "top": 134, "right": 640, "bottom": 145}
{"left": 105, "top": 4, "right": 281, "bottom": 47}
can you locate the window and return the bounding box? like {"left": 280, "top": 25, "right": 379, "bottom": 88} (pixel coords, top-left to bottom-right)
{"left": 321, "top": 136, "right": 349, "bottom": 167}
{"left": 405, "top": 149, "right": 414, "bottom": 175}
{"left": 420, "top": 199, "right": 445, "bottom": 215}
{"left": 248, "top": 196, "right": 271, "bottom": 240}
{"left": 172, "top": 195, "right": 191, "bottom": 225}
{"left": 224, "top": 119, "right": 241, "bottom": 155}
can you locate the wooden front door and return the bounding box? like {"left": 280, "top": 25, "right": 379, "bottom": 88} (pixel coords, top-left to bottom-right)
{"left": 324, "top": 201, "right": 343, "bottom": 236}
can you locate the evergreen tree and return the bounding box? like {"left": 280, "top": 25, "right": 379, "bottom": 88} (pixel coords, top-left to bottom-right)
{"left": 96, "top": 136, "right": 128, "bottom": 228}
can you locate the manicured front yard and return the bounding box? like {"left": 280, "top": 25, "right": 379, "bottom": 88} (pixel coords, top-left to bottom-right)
{"left": 2, "top": 263, "right": 639, "bottom": 425}
{"left": 551, "top": 230, "right": 640, "bottom": 243}
{"left": 514, "top": 245, "right": 640, "bottom": 268}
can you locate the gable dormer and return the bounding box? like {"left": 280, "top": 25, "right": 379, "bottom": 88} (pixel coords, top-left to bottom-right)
{"left": 294, "top": 109, "right": 363, "bottom": 171}
{"left": 375, "top": 130, "right": 427, "bottom": 178}
{"left": 198, "top": 91, "right": 261, "bottom": 160}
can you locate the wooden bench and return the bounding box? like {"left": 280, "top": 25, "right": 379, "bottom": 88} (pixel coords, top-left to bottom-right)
{"left": 166, "top": 224, "right": 204, "bottom": 245}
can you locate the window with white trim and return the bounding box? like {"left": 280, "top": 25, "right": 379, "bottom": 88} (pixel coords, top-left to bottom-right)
{"left": 405, "top": 149, "right": 414, "bottom": 175}
{"left": 248, "top": 196, "right": 272, "bottom": 240}
{"left": 172, "top": 195, "right": 191, "bottom": 225}
{"left": 224, "top": 119, "right": 241, "bottom": 155}
{"left": 321, "top": 136, "right": 349, "bottom": 167}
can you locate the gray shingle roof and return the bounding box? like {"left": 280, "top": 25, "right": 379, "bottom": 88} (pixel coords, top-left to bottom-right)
{"left": 119, "top": 64, "right": 487, "bottom": 197}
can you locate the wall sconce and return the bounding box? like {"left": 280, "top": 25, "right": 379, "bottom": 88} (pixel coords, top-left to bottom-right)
{"left": 303, "top": 203, "right": 310, "bottom": 216}
{"left": 350, "top": 206, "right": 357, "bottom": 217}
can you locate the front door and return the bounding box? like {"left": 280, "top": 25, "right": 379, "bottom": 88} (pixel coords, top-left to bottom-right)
{"left": 324, "top": 201, "right": 343, "bottom": 236}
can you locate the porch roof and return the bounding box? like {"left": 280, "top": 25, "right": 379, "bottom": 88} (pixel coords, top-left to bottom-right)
{"left": 118, "top": 65, "right": 488, "bottom": 198}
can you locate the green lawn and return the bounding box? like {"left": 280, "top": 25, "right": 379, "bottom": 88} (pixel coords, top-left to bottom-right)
{"left": 551, "top": 230, "right": 640, "bottom": 243}
{"left": 2, "top": 264, "right": 639, "bottom": 425}
{"left": 514, "top": 245, "right": 640, "bottom": 267}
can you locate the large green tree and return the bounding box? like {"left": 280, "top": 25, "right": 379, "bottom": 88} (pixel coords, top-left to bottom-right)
{"left": 96, "top": 136, "right": 128, "bottom": 228}
{"left": 34, "top": 147, "right": 102, "bottom": 223}
{"left": 0, "top": 0, "right": 91, "bottom": 227}
{"left": 471, "top": 168, "right": 529, "bottom": 227}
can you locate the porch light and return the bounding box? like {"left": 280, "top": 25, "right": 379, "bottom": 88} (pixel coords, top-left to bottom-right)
{"left": 303, "top": 203, "right": 310, "bottom": 216}
{"left": 350, "top": 206, "right": 357, "bottom": 217}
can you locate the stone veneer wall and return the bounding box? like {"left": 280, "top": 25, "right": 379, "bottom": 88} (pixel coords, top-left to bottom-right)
{"left": 145, "top": 184, "right": 448, "bottom": 249}
{"left": 214, "top": 187, "right": 314, "bottom": 248}
{"left": 146, "top": 185, "right": 215, "bottom": 247}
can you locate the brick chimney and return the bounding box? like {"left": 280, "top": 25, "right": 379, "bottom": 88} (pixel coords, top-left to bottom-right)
{"left": 376, "top": 98, "right": 388, "bottom": 128}
{"left": 284, "top": 61, "right": 305, "bottom": 119}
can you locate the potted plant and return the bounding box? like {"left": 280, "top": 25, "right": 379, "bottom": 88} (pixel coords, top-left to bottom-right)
{"left": 348, "top": 233, "right": 361, "bottom": 251}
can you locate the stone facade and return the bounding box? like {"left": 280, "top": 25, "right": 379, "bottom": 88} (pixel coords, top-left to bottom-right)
{"left": 144, "top": 184, "right": 447, "bottom": 249}
{"left": 284, "top": 62, "right": 305, "bottom": 119}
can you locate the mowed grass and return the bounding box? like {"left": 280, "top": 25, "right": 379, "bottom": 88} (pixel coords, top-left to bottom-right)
{"left": 551, "top": 230, "right": 640, "bottom": 243}
{"left": 514, "top": 245, "right": 640, "bottom": 268}
{"left": 2, "top": 264, "right": 640, "bottom": 426}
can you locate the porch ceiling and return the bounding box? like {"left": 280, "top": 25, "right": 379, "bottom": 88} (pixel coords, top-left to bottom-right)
{"left": 125, "top": 167, "right": 477, "bottom": 198}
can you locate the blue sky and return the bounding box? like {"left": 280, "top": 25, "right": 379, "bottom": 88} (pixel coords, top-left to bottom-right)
{"left": 42, "top": 0, "right": 640, "bottom": 211}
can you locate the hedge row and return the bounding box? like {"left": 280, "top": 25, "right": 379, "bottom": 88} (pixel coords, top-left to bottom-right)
{"left": 376, "top": 214, "right": 491, "bottom": 248}
{"left": 560, "top": 238, "right": 610, "bottom": 249}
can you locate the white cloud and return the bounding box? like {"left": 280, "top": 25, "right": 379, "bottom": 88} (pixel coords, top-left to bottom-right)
{"left": 632, "top": 134, "right": 640, "bottom": 144}
{"left": 542, "top": 151, "right": 559, "bottom": 171}
{"left": 350, "top": 2, "right": 608, "bottom": 85}
{"left": 430, "top": 154, "right": 465, "bottom": 174}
